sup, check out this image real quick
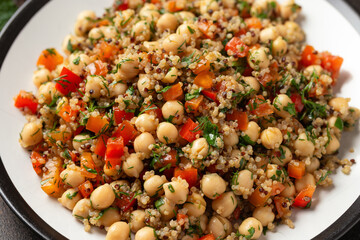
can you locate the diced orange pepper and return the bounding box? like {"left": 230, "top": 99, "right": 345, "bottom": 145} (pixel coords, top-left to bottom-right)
{"left": 30, "top": 151, "right": 46, "bottom": 176}
{"left": 14, "top": 90, "right": 38, "bottom": 114}
{"left": 288, "top": 160, "right": 305, "bottom": 179}
{"left": 185, "top": 95, "right": 204, "bottom": 113}
{"left": 96, "top": 41, "right": 119, "bottom": 61}
{"left": 174, "top": 167, "right": 198, "bottom": 188}
{"left": 80, "top": 152, "right": 97, "bottom": 179}
{"left": 162, "top": 83, "right": 183, "bottom": 101}
{"left": 46, "top": 129, "right": 72, "bottom": 146}
{"left": 86, "top": 115, "right": 109, "bottom": 134}
{"left": 248, "top": 95, "right": 274, "bottom": 117}
{"left": 37, "top": 48, "right": 63, "bottom": 71}
{"left": 177, "top": 213, "right": 188, "bottom": 225}
{"left": 199, "top": 234, "right": 216, "bottom": 240}
{"left": 293, "top": 185, "right": 316, "bottom": 208}
{"left": 87, "top": 60, "right": 108, "bottom": 76}
{"left": 194, "top": 71, "right": 214, "bottom": 89}
{"left": 78, "top": 180, "right": 94, "bottom": 198}
{"left": 58, "top": 104, "right": 78, "bottom": 123}
{"left": 226, "top": 110, "right": 248, "bottom": 131}
{"left": 193, "top": 58, "right": 210, "bottom": 75}
{"left": 271, "top": 182, "right": 286, "bottom": 196}
{"left": 167, "top": 0, "right": 182, "bottom": 12}
{"left": 198, "top": 19, "right": 216, "bottom": 39}
{"left": 274, "top": 196, "right": 291, "bottom": 217}
{"left": 244, "top": 17, "right": 262, "bottom": 29}
{"left": 40, "top": 157, "right": 63, "bottom": 198}
{"left": 248, "top": 186, "right": 271, "bottom": 207}
{"left": 94, "top": 134, "right": 109, "bottom": 158}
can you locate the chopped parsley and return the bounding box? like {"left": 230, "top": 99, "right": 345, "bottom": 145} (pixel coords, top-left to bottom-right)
{"left": 196, "top": 116, "right": 220, "bottom": 147}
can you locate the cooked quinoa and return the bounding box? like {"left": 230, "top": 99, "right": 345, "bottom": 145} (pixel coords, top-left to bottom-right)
{"left": 14, "top": 0, "right": 360, "bottom": 239}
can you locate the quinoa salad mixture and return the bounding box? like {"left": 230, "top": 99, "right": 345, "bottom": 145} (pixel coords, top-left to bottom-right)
{"left": 13, "top": 0, "right": 360, "bottom": 239}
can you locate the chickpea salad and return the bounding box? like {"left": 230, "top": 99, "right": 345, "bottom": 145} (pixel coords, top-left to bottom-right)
{"left": 13, "top": 0, "right": 360, "bottom": 239}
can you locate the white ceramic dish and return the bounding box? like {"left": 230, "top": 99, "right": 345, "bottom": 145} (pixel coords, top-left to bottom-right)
{"left": 0, "top": 0, "right": 360, "bottom": 239}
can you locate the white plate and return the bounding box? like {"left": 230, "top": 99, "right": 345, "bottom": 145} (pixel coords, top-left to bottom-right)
{"left": 0, "top": 0, "right": 359, "bottom": 239}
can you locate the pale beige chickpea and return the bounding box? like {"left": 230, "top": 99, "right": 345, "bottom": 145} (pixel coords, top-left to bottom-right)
{"left": 62, "top": 34, "right": 83, "bottom": 55}
{"left": 163, "top": 178, "right": 189, "bottom": 204}
{"left": 109, "top": 82, "right": 127, "bottom": 98}
{"left": 37, "top": 81, "right": 57, "bottom": 104}
{"left": 212, "top": 191, "right": 237, "bottom": 218}
{"left": 90, "top": 183, "right": 116, "bottom": 210}
{"left": 176, "top": 11, "right": 196, "bottom": 23}
{"left": 239, "top": 217, "right": 263, "bottom": 240}
{"left": 251, "top": 0, "right": 277, "bottom": 17}
{"left": 271, "top": 145, "right": 292, "bottom": 166}
{"left": 139, "top": 4, "right": 160, "bottom": 22}
{"left": 157, "top": 122, "right": 179, "bottom": 144}
{"left": 303, "top": 65, "right": 323, "bottom": 79}
{"left": 162, "top": 67, "right": 179, "bottom": 84}
{"left": 88, "top": 27, "right": 104, "bottom": 41}
{"left": 176, "top": 23, "right": 200, "bottom": 43}
{"left": 68, "top": 53, "right": 91, "bottom": 76}
{"left": 132, "top": 20, "right": 151, "bottom": 42}
{"left": 157, "top": 13, "right": 179, "bottom": 32}
{"left": 233, "top": 169, "right": 254, "bottom": 194}
{"left": 200, "top": 0, "right": 219, "bottom": 14}
{"left": 135, "top": 226, "right": 156, "bottom": 240}
{"left": 306, "top": 158, "right": 320, "bottom": 173}
{"left": 207, "top": 215, "right": 232, "bottom": 239}
{"left": 137, "top": 74, "right": 154, "bottom": 97}
{"left": 60, "top": 166, "right": 85, "bottom": 188}
{"left": 32, "top": 68, "right": 51, "bottom": 88}
{"left": 135, "top": 113, "right": 159, "bottom": 132}
{"left": 130, "top": 210, "right": 146, "bottom": 232}
{"left": 283, "top": 21, "right": 304, "bottom": 43}
{"left": 114, "top": 9, "right": 135, "bottom": 29}
{"left": 266, "top": 164, "right": 278, "bottom": 179}
{"left": 326, "top": 134, "right": 340, "bottom": 154}
{"left": 280, "top": 0, "right": 300, "bottom": 19}
{"left": 260, "top": 127, "right": 283, "bottom": 149}
{"left": 85, "top": 76, "right": 103, "bottom": 98}
{"left": 273, "top": 94, "right": 294, "bottom": 118}
{"left": 280, "top": 181, "right": 295, "bottom": 198}
{"left": 295, "top": 173, "right": 316, "bottom": 192}
{"left": 98, "top": 208, "right": 121, "bottom": 227}
{"left": 101, "top": 26, "right": 117, "bottom": 39}
{"left": 190, "top": 138, "right": 209, "bottom": 160}
{"left": 163, "top": 34, "right": 186, "bottom": 55}
{"left": 74, "top": 10, "right": 96, "bottom": 36}
{"left": 294, "top": 133, "right": 315, "bottom": 157}
{"left": 72, "top": 198, "right": 91, "bottom": 219}
{"left": 106, "top": 221, "right": 130, "bottom": 240}
{"left": 143, "top": 41, "right": 160, "bottom": 52}
{"left": 199, "top": 215, "right": 208, "bottom": 233}
{"left": 58, "top": 189, "right": 81, "bottom": 210}
{"left": 247, "top": 46, "right": 270, "bottom": 70}
{"left": 223, "top": 130, "right": 239, "bottom": 147}
{"left": 243, "top": 121, "right": 260, "bottom": 143}
{"left": 243, "top": 76, "right": 260, "bottom": 93}
{"left": 134, "top": 132, "right": 156, "bottom": 157}
{"left": 272, "top": 36, "right": 288, "bottom": 56}
{"left": 253, "top": 206, "right": 275, "bottom": 227}
{"left": 329, "top": 97, "right": 350, "bottom": 116}
{"left": 157, "top": 197, "right": 178, "bottom": 220}
{"left": 259, "top": 26, "right": 278, "bottom": 43}
{"left": 72, "top": 134, "right": 90, "bottom": 152}
{"left": 201, "top": 173, "right": 227, "bottom": 199}
{"left": 117, "top": 57, "right": 140, "bottom": 81}
{"left": 128, "top": 0, "right": 144, "bottom": 9}
{"left": 183, "top": 193, "right": 206, "bottom": 217}
{"left": 161, "top": 100, "right": 184, "bottom": 125}
{"left": 123, "top": 153, "right": 144, "bottom": 178}
{"left": 19, "top": 121, "right": 43, "bottom": 148}
{"left": 144, "top": 175, "right": 167, "bottom": 197}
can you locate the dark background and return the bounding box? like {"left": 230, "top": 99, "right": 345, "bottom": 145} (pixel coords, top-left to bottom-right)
{"left": 1, "top": 0, "right": 360, "bottom": 239}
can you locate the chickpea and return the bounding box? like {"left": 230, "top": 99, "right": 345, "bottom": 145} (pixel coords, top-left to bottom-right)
{"left": 85, "top": 76, "right": 103, "bottom": 98}
{"left": 37, "top": 81, "right": 57, "bottom": 104}
{"left": 90, "top": 184, "right": 115, "bottom": 210}
{"left": 280, "top": 181, "right": 295, "bottom": 198}
{"left": 201, "top": 173, "right": 227, "bottom": 199}
{"left": 135, "top": 226, "right": 156, "bottom": 240}
{"left": 157, "top": 197, "right": 178, "bottom": 220}
{"left": 183, "top": 193, "right": 206, "bottom": 217}
{"left": 271, "top": 145, "right": 292, "bottom": 166}
{"left": 253, "top": 206, "right": 275, "bottom": 227}
{"left": 58, "top": 189, "right": 81, "bottom": 210}
{"left": 233, "top": 170, "right": 254, "bottom": 194}
{"left": 60, "top": 166, "right": 85, "bottom": 188}
{"left": 190, "top": 138, "right": 209, "bottom": 160}
{"left": 223, "top": 130, "right": 239, "bottom": 147}
{"left": 251, "top": 0, "right": 277, "bottom": 17}
{"left": 239, "top": 217, "right": 263, "bottom": 240}
{"left": 266, "top": 163, "right": 279, "bottom": 179}
{"left": 176, "top": 23, "right": 200, "bottom": 43}
{"left": 132, "top": 20, "right": 151, "bottom": 42}
{"left": 139, "top": 4, "right": 160, "bottom": 22}
{"left": 212, "top": 192, "right": 237, "bottom": 217}
{"left": 62, "top": 34, "right": 83, "bottom": 55}
{"left": 207, "top": 215, "right": 232, "bottom": 239}
{"left": 114, "top": 9, "right": 135, "bottom": 29}
{"left": 130, "top": 210, "right": 146, "bottom": 232}
{"left": 68, "top": 53, "right": 90, "bottom": 76}
{"left": 243, "top": 77, "right": 260, "bottom": 93}
{"left": 243, "top": 121, "right": 260, "bottom": 143}
{"left": 109, "top": 82, "right": 127, "bottom": 98}
{"left": 162, "top": 67, "right": 179, "bottom": 84}
{"left": 123, "top": 153, "right": 144, "bottom": 178}
{"left": 163, "top": 34, "right": 186, "bottom": 55}
{"left": 157, "top": 13, "right": 178, "bottom": 32}
{"left": 199, "top": 215, "right": 208, "bottom": 233}
{"left": 306, "top": 158, "right": 320, "bottom": 173}
{"left": 329, "top": 97, "right": 350, "bottom": 116}
{"left": 200, "top": 0, "right": 219, "bottom": 14}
{"left": 117, "top": 58, "right": 140, "bottom": 81}
{"left": 98, "top": 208, "right": 121, "bottom": 227}
{"left": 163, "top": 178, "right": 189, "bottom": 204}
{"left": 260, "top": 127, "right": 283, "bottom": 149}
{"left": 72, "top": 134, "right": 90, "bottom": 152}
{"left": 19, "top": 121, "right": 43, "bottom": 148}
{"left": 295, "top": 173, "right": 316, "bottom": 192}
{"left": 134, "top": 132, "right": 156, "bottom": 157}
{"left": 137, "top": 74, "right": 154, "bottom": 97}
{"left": 157, "top": 122, "right": 179, "bottom": 144}
{"left": 135, "top": 114, "right": 159, "bottom": 132}
{"left": 161, "top": 100, "right": 184, "bottom": 124}
{"left": 273, "top": 94, "right": 294, "bottom": 118}
{"left": 128, "top": 0, "right": 144, "bottom": 9}
{"left": 247, "top": 46, "right": 270, "bottom": 70}
{"left": 259, "top": 26, "right": 278, "bottom": 43}
{"left": 106, "top": 221, "right": 130, "bottom": 240}
{"left": 294, "top": 133, "right": 315, "bottom": 157}
{"left": 72, "top": 198, "right": 91, "bottom": 219}
{"left": 280, "top": 0, "right": 300, "bottom": 19}
{"left": 326, "top": 134, "right": 340, "bottom": 154}
{"left": 283, "top": 21, "right": 304, "bottom": 43}
{"left": 223, "top": 0, "right": 236, "bottom": 8}
{"left": 74, "top": 10, "right": 96, "bottom": 36}
{"left": 144, "top": 175, "right": 167, "bottom": 197}
{"left": 272, "top": 36, "right": 288, "bottom": 56}
{"left": 176, "top": 11, "right": 196, "bottom": 23}
{"left": 32, "top": 68, "right": 51, "bottom": 88}
{"left": 143, "top": 41, "right": 160, "bottom": 52}
{"left": 88, "top": 27, "right": 103, "bottom": 41}
{"left": 303, "top": 65, "right": 323, "bottom": 79}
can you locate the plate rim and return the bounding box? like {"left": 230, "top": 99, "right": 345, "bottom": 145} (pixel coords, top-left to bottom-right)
{"left": 0, "top": 0, "right": 359, "bottom": 239}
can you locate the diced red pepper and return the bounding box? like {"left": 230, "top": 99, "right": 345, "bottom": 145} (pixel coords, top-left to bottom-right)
{"left": 115, "top": 192, "right": 136, "bottom": 212}
{"left": 233, "top": 206, "right": 241, "bottom": 220}
{"left": 198, "top": 19, "right": 216, "bottom": 39}
{"left": 140, "top": 103, "right": 163, "bottom": 120}
{"left": 271, "top": 182, "right": 286, "bottom": 196}
{"left": 14, "top": 90, "right": 38, "bottom": 114}
{"left": 160, "top": 149, "right": 178, "bottom": 168}
{"left": 202, "top": 89, "right": 217, "bottom": 102}
{"left": 293, "top": 185, "right": 316, "bottom": 208}
{"left": 30, "top": 151, "right": 46, "bottom": 175}
{"left": 320, "top": 51, "right": 343, "bottom": 80}
{"left": 112, "top": 120, "right": 138, "bottom": 145}
{"left": 174, "top": 167, "right": 198, "bottom": 188}
{"left": 113, "top": 107, "right": 135, "bottom": 125}
{"left": 300, "top": 45, "right": 320, "bottom": 67}
{"left": 288, "top": 160, "right": 305, "bottom": 179}
{"left": 113, "top": 0, "right": 129, "bottom": 11}
{"left": 290, "top": 93, "right": 304, "bottom": 112}
{"left": 105, "top": 137, "right": 125, "bottom": 169}
{"left": 74, "top": 126, "right": 85, "bottom": 136}
{"left": 199, "top": 234, "right": 216, "bottom": 240}
{"left": 177, "top": 213, "right": 188, "bottom": 225}
{"left": 94, "top": 134, "right": 109, "bottom": 158}
{"left": 225, "top": 37, "right": 249, "bottom": 58}
{"left": 179, "top": 118, "right": 202, "bottom": 143}
{"left": 55, "top": 67, "right": 83, "bottom": 95}
{"left": 226, "top": 110, "right": 248, "bottom": 131}
{"left": 258, "top": 62, "right": 279, "bottom": 87}
{"left": 162, "top": 83, "right": 183, "bottom": 101}
{"left": 78, "top": 180, "right": 94, "bottom": 198}
{"left": 248, "top": 95, "right": 274, "bottom": 117}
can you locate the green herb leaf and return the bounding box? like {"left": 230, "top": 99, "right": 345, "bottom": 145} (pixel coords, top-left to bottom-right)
{"left": 196, "top": 116, "right": 220, "bottom": 147}
{"left": 334, "top": 117, "right": 344, "bottom": 131}
{"left": 185, "top": 87, "right": 203, "bottom": 101}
